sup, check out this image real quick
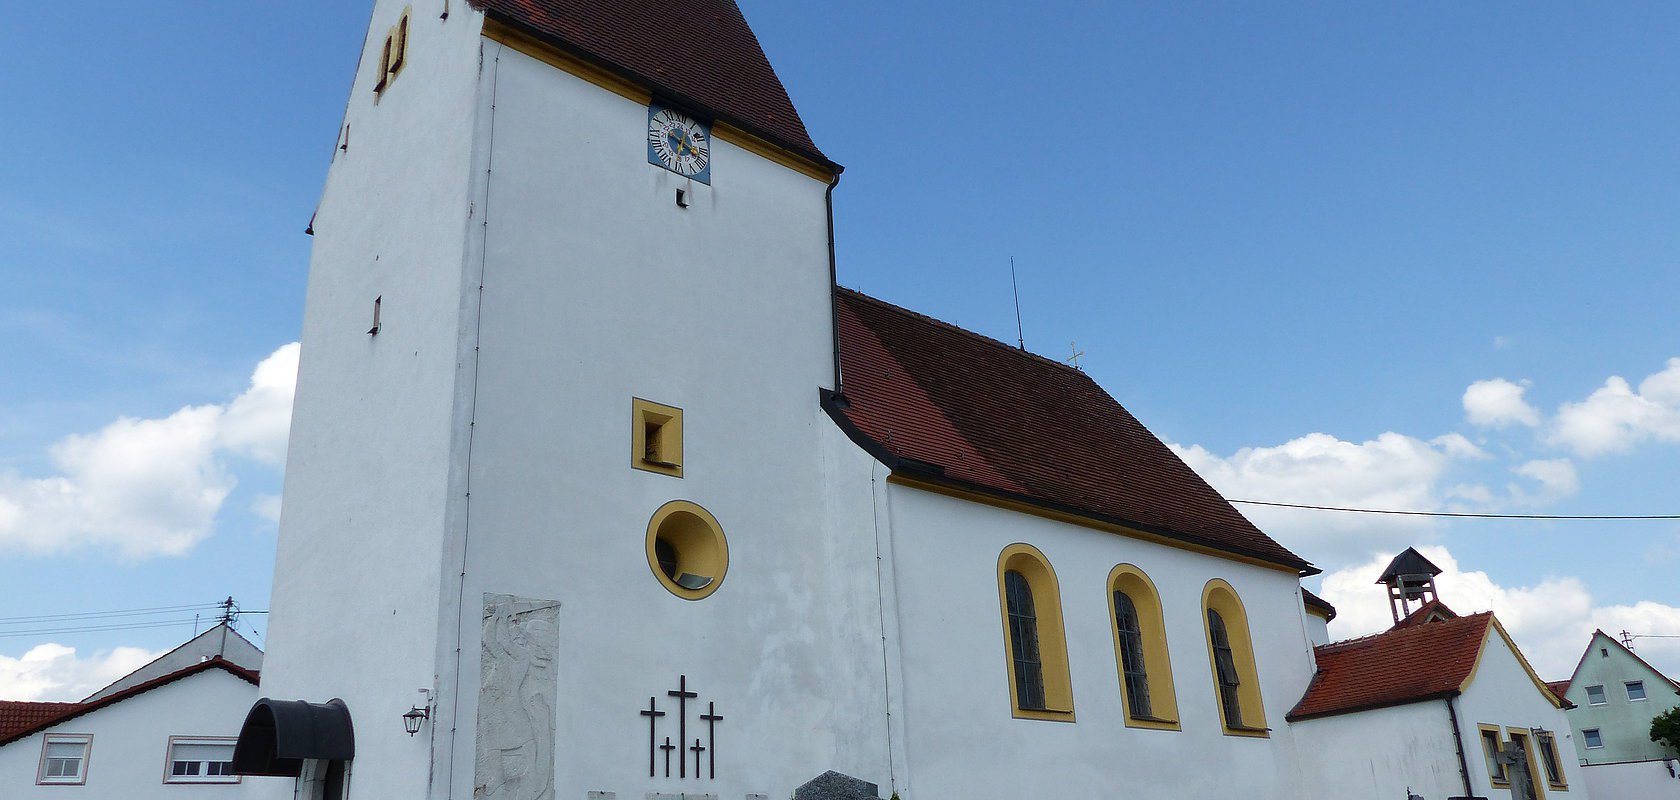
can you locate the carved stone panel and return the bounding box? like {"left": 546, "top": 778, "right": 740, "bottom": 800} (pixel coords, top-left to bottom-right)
{"left": 475, "top": 594, "right": 561, "bottom": 800}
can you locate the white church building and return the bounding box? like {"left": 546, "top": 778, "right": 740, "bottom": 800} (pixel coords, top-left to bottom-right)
{"left": 234, "top": 2, "right": 1584, "bottom": 799}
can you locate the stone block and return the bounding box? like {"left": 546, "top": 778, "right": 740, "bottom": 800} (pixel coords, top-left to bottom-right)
{"left": 793, "top": 770, "right": 883, "bottom": 800}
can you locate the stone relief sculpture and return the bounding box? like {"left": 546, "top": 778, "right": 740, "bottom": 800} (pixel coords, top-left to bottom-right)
{"left": 475, "top": 593, "right": 560, "bottom": 800}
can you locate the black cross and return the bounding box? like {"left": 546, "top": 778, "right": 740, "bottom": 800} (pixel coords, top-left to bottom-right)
{"left": 667, "top": 675, "right": 697, "bottom": 778}
{"left": 690, "top": 737, "right": 706, "bottom": 778}
{"left": 639, "top": 697, "right": 666, "bottom": 777}
{"left": 659, "top": 736, "right": 676, "bottom": 778}
{"left": 700, "top": 702, "right": 723, "bottom": 779}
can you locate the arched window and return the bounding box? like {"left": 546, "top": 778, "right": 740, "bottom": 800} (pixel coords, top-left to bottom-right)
{"left": 1107, "top": 564, "right": 1179, "bottom": 730}
{"left": 997, "top": 544, "right": 1074, "bottom": 721}
{"left": 1202, "top": 579, "right": 1267, "bottom": 736}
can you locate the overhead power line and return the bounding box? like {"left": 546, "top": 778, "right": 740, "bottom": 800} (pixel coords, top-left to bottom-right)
{"left": 0, "top": 618, "right": 206, "bottom": 639}
{"left": 1230, "top": 499, "right": 1680, "bottom": 521}
{"left": 0, "top": 603, "right": 225, "bottom": 626}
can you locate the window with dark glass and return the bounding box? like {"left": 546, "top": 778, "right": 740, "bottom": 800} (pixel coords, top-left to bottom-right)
{"left": 1004, "top": 570, "right": 1046, "bottom": 711}
{"left": 1208, "top": 609, "right": 1242, "bottom": 727}
{"left": 1113, "top": 590, "right": 1152, "bottom": 719}
{"left": 1538, "top": 733, "right": 1565, "bottom": 786}
{"left": 1481, "top": 729, "right": 1507, "bottom": 783}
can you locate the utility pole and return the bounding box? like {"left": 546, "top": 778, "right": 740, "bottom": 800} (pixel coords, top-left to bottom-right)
{"left": 217, "top": 597, "right": 237, "bottom": 659}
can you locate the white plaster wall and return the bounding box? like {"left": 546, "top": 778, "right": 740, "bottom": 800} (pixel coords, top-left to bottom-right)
{"left": 1455, "top": 630, "right": 1590, "bottom": 798}
{"left": 1304, "top": 611, "right": 1330, "bottom": 648}
{"left": 881, "top": 484, "right": 1319, "bottom": 798}
{"left": 1290, "top": 701, "right": 1464, "bottom": 799}
{"left": 0, "top": 670, "right": 257, "bottom": 798}
{"left": 437, "top": 39, "right": 892, "bottom": 800}
{"left": 1583, "top": 758, "right": 1680, "bottom": 799}
{"left": 256, "top": 2, "right": 487, "bottom": 799}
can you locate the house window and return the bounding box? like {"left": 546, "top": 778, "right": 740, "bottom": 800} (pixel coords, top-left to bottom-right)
{"left": 1585, "top": 684, "right": 1607, "bottom": 705}
{"left": 1480, "top": 725, "right": 1509, "bottom": 785}
{"left": 1582, "top": 728, "right": 1604, "bottom": 749}
{"left": 165, "top": 737, "right": 239, "bottom": 784}
{"left": 1005, "top": 570, "right": 1046, "bottom": 711}
{"left": 1627, "top": 680, "right": 1647, "bottom": 701}
{"left": 632, "top": 398, "right": 684, "bottom": 477}
{"left": 1537, "top": 732, "right": 1568, "bottom": 790}
{"left": 996, "top": 543, "right": 1074, "bottom": 721}
{"left": 1107, "top": 564, "right": 1178, "bottom": 729}
{"left": 1506, "top": 729, "right": 1545, "bottom": 800}
{"left": 373, "top": 8, "right": 411, "bottom": 97}
{"left": 37, "top": 734, "right": 92, "bottom": 785}
{"left": 1202, "top": 579, "right": 1267, "bottom": 736}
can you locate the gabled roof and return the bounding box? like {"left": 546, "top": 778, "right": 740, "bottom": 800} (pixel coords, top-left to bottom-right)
{"left": 827, "top": 288, "right": 1313, "bottom": 573}
{"left": 1392, "top": 599, "right": 1458, "bottom": 629}
{"left": 84, "top": 623, "right": 262, "bottom": 702}
{"left": 470, "top": 0, "right": 832, "bottom": 169}
{"left": 0, "top": 658, "right": 258, "bottom": 748}
{"left": 1558, "top": 629, "right": 1680, "bottom": 698}
{"left": 1288, "top": 612, "right": 1494, "bottom": 721}
{"left": 0, "top": 702, "right": 80, "bottom": 741}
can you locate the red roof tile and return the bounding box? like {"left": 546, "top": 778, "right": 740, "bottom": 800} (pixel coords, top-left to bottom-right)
{"left": 0, "top": 659, "right": 258, "bottom": 748}
{"left": 828, "top": 289, "right": 1313, "bottom": 573}
{"left": 1288, "top": 612, "right": 1492, "bottom": 721}
{"left": 471, "top": 0, "right": 832, "bottom": 169}
{"left": 1545, "top": 680, "right": 1573, "bottom": 706}
{"left": 1392, "top": 599, "right": 1459, "bottom": 629}
{"left": 0, "top": 702, "right": 80, "bottom": 741}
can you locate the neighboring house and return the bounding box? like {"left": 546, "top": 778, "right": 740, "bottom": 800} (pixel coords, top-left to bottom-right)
{"left": 0, "top": 625, "right": 261, "bottom": 797}
{"left": 1551, "top": 631, "right": 1680, "bottom": 798}
{"left": 229, "top": 2, "right": 1599, "bottom": 800}
{"left": 1290, "top": 549, "right": 1583, "bottom": 800}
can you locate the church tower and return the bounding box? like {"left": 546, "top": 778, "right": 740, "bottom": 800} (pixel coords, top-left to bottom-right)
{"left": 245, "top": 3, "right": 893, "bottom": 799}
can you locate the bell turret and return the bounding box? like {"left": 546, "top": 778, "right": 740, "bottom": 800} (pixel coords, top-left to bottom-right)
{"left": 1376, "top": 547, "right": 1443, "bottom": 624}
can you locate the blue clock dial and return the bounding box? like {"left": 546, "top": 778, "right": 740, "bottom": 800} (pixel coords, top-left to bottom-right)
{"left": 648, "top": 104, "right": 711, "bottom": 184}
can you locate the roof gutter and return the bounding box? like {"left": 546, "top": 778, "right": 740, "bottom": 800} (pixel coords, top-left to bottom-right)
{"left": 1446, "top": 694, "right": 1476, "bottom": 799}
{"left": 827, "top": 171, "right": 843, "bottom": 398}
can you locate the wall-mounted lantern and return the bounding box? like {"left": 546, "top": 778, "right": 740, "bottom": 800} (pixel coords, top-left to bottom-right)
{"left": 402, "top": 705, "right": 429, "bottom": 736}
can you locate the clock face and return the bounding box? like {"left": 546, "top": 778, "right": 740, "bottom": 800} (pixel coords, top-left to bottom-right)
{"left": 647, "top": 104, "right": 711, "bottom": 184}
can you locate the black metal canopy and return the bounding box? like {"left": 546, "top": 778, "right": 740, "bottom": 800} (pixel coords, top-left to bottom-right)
{"left": 1376, "top": 546, "right": 1443, "bottom": 584}
{"left": 232, "top": 698, "right": 355, "bottom": 777}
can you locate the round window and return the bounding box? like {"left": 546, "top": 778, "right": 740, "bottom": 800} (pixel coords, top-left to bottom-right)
{"left": 645, "top": 501, "right": 728, "bottom": 600}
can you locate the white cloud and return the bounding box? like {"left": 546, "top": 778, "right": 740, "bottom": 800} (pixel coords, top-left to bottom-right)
{"left": 1551, "top": 358, "right": 1680, "bottom": 457}
{"left": 0, "top": 643, "right": 161, "bottom": 702}
{"left": 1512, "top": 458, "right": 1579, "bottom": 502}
{"left": 0, "top": 343, "right": 299, "bottom": 559}
{"left": 1172, "top": 432, "right": 1482, "bottom": 563}
{"left": 1464, "top": 378, "right": 1540, "bottom": 428}
{"left": 1319, "top": 546, "right": 1680, "bottom": 679}
{"left": 252, "top": 494, "right": 283, "bottom": 524}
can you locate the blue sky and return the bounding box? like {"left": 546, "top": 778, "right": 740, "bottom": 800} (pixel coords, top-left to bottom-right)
{"left": 1, "top": 2, "right": 1677, "bottom": 699}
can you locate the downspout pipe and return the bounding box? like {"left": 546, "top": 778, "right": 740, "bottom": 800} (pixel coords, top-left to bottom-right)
{"left": 826, "top": 170, "right": 844, "bottom": 400}
{"left": 1447, "top": 695, "right": 1476, "bottom": 799}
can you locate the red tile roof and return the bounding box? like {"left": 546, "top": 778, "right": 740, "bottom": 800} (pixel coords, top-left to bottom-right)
{"left": 0, "top": 702, "right": 80, "bottom": 741}
{"left": 0, "top": 659, "right": 258, "bottom": 747}
{"left": 1287, "top": 612, "right": 1492, "bottom": 721}
{"left": 471, "top": 0, "right": 832, "bottom": 169}
{"left": 828, "top": 288, "right": 1313, "bottom": 573}
{"left": 1545, "top": 680, "right": 1573, "bottom": 706}
{"left": 1392, "top": 599, "right": 1458, "bottom": 629}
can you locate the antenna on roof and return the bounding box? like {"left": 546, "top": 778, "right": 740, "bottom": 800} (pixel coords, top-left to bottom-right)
{"left": 1010, "top": 257, "right": 1025, "bottom": 351}
{"left": 1621, "top": 629, "right": 1636, "bottom": 651}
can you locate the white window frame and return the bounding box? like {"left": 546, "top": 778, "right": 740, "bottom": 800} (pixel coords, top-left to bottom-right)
{"left": 162, "top": 736, "right": 241, "bottom": 784}
{"left": 1585, "top": 684, "right": 1607, "bottom": 705}
{"left": 37, "top": 733, "right": 93, "bottom": 785}
{"left": 1583, "top": 728, "right": 1605, "bottom": 749}
{"left": 1626, "top": 680, "right": 1648, "bottom": 702}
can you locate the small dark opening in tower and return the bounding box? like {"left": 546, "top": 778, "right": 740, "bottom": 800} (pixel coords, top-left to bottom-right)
{"left": 676, "top": 188, "right": 688, "bottom": 208}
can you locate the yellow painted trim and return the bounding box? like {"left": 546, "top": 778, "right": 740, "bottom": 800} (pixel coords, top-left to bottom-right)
{"left": 645, "top": 500, "right": 727, "bottom": 601}
{"left": 1537, "top": 730, "right": 1570, "bottom": 791}
{"left": 997, "top": 543, "right": 1075, "bottom": 722}
{"left": 1106, "top": 564, "right": 1180, "bottom": 731}
{"left": 1201, "top": 579, "right": 1269, "bottom": 738}
{"left": 711, "top": 122, "right": 833, "bottom": 183}
{"left": 631, "top": 398, "right": 683, "bottom": 478}
{"left": 1303, "top": 604, "right": 1333, "bottom": 621}
{"left": 1458, "top": 618, "right": 1564, "bottom": 709}
{"left": 1506, "top": 727, "right": 1549, "bottom": 800}
{"left": 887, "top": 475, "right": 1303, "bottom": 576}
{"left": 483, "top": 18, "right": 653, "bottom": 104}
{"left": 1479, "top": 723, "right": 1511, "bottom": 787}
